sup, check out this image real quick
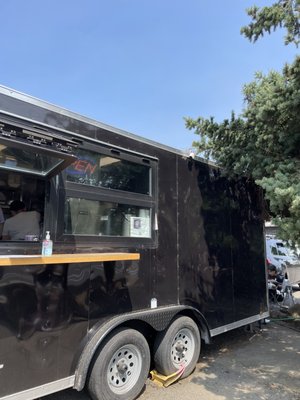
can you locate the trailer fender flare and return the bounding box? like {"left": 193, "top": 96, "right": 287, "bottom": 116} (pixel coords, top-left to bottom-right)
{"left": 73, "top": 305, "right": 210, "bottom": 391}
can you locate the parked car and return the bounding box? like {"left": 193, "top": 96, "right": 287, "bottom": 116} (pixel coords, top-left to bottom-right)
{"left": 266, "top": 237, "right": 300, "bottom": 284}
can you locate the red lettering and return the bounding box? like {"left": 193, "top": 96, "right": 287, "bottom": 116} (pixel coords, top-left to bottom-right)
{"left": 72, "top": 159, "right": 97, "bottom": 174}
{"left": 85, "top": 162, "right": 97, "bottom": 174}
{"left": 73, "top": 160, "right": 88, "bottom": 172}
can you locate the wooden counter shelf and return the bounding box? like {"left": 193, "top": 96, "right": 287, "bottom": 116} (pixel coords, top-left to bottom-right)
{"left": 0, "top": 252, "right": 140, "bottom": 266}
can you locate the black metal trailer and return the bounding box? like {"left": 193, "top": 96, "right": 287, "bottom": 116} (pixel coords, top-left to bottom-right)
{"left": 0, "top": 85, "right": 268, "bottom": 400}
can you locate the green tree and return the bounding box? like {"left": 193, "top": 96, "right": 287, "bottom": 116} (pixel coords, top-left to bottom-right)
{"left": 241, "top": 0, "right": 300, "bottom": 46}
{"left": 241, "top": 0, "right": 300, "bottom": 45}
{"left": 186, "top": 2, "right": 300, "bottom": 243}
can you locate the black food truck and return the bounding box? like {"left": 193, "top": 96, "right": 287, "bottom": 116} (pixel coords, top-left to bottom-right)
{"left": 0, "top": 85, "right": 268, "bottom": 400}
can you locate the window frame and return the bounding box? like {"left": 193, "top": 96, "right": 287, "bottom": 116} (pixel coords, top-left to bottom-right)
{"left": 56, "top": 141, "right": 158, "bottom": 247}
{"left": 271, "top": 246, "right": 278, "bottom": 255}
{"left": 64, "top": 142, "right": 153, "bottom": 195}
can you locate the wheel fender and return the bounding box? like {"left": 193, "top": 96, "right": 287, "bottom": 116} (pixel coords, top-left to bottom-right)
{"left": 73, "top": 305, "right": 210, "bottom": 391}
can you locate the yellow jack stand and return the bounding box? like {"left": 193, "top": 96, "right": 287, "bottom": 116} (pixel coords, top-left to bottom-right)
{"left": 150, "top": 365, "right": 185, "bottom": 387}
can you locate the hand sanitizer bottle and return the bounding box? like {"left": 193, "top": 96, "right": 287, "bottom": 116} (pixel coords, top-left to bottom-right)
{"left": 42, "top": 231, "right": 53, "bottom": 256}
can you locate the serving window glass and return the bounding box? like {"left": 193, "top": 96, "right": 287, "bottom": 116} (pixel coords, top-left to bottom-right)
{"left": 66, "top": 148, "right": 151, "bottom": 195}
{"left": 0, "top": 115, "right": 77, "bottom": 178}
{"left": 0, "top": 141, "right": 65, "bottom": 176}
{"left": 64, "top": 197, "right": 151, "bottom": 237}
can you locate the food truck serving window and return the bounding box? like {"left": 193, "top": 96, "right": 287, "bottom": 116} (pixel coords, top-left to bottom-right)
{"left": 0, "top": 116, "right": 77, "bottom": 177}
{"left": 62, "top": 145, "right": 157, "bottom": 243}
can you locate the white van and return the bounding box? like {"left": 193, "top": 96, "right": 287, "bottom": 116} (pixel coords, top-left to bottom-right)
{"left": 266, "top": 237, "right": 300, "bottom": 283}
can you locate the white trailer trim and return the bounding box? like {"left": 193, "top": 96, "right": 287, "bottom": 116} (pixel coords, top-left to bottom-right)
{"left": 210, "top": 312, "right": 269, "bottom": 337}
{"left": 1, "top": 376, "right": 75, "bottom": 400}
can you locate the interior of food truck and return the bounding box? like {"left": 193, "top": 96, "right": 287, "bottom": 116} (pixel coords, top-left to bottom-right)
{"left": 0, "top": 170, "right": 46, "bottom": 240}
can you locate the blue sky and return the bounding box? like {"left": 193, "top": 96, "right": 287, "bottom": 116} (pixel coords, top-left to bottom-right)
{"left": 1, "top": 1, "right": 298, "bottom": 150}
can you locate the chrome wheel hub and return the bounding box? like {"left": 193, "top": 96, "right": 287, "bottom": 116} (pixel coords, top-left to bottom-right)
{"left": 107, "top": 344, "right": 142, "bottom": 395}
{"left": 171, "top": 328, "right": 195, "bottom": 367}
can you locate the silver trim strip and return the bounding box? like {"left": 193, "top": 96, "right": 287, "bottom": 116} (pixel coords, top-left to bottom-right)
{"left": 0, "top": 85, "right": 181, "bottom": 154}
{"left": 210, "top": 312, "right": 269, "bottom": 337}
{"left": 0, "top": 84, "right": 213, "bottom": 165}
{"left": 1, "top": 376, "right": 75, "bottom": 400}
{"left": 0, "top": 109, "right": 158, "bottom": 162}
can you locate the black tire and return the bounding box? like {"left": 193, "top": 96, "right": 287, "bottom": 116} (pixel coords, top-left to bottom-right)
{"left": 88, "top": 327, "right": 150, "bottom": 400}
{"left": 153, "top": 316, "right": 200, "bottom": 378}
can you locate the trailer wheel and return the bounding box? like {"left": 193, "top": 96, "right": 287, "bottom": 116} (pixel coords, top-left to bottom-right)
{"left": 88, "top": 327, "right": 150, "bottom": 400}
{"left": 153, "top": 316, "right": 200, "bottom": 378}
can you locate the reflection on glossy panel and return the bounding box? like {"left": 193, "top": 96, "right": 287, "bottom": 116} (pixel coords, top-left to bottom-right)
{"left": 0, "top": 263, "right": 90, "bottom": 396}
{"left": 178, "top": 158, "right": 266, "bottom": 329}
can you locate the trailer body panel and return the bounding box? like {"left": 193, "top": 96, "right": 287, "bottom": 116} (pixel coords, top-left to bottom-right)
{"left": 0, "top": 86, "right": 268, "bottom": 399}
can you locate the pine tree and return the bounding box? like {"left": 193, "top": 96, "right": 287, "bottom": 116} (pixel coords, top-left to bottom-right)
{"left": 186, "top": 1, "right": 300, "bottom": 243}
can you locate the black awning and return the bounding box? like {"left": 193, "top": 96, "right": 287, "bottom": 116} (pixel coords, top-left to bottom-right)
{"left": 0, "top": 113, "right": 77, "bottom": 178}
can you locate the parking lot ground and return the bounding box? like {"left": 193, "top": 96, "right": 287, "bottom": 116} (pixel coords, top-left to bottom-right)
{"left": 42, "top": 318, "right": 300, "bottom": 400}
{"left": 140, "top": 321, "right": 300, "bottom": 400}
